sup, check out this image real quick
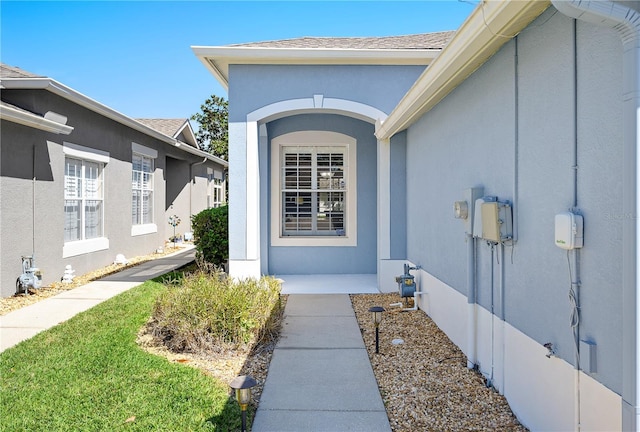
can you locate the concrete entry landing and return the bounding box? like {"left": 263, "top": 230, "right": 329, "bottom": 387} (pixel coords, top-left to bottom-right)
{"left": 276, "top": 274, "right": 379, "bottom": 294}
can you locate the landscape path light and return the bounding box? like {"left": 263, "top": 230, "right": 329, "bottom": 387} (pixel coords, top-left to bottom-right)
{"left": 230, "top": 375, "right": 257, "bottom": 432}
{"left": 369, "top": 306, "right": 385, "bottom": 354}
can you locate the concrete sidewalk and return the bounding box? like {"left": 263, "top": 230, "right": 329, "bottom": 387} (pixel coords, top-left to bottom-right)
{"left": 0, "top": 247, "right": 195, "bottom": 353}
{"left": 252, "top": 294, "right": 391, "bottom": 432}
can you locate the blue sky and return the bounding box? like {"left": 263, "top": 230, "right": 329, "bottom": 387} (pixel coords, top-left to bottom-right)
{"left": 1, "top": 1, "right": 475, "bottom": 120}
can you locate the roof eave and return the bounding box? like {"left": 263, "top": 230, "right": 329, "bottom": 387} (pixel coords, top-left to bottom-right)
{"left": 1, "top": 77, "right": 226, "bottom": 165}
{"left": 192, "top": 46, "right": 442, "bottom": 91}
{"left": 376, "top": 0, "right": 551, "bottom": 140}
{"left": 0, "top": 103, "right": 74, "bottom": 135}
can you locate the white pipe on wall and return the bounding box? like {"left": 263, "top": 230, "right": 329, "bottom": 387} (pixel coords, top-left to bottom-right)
{"left": 550, "top": 2, "right": 640, "bottom": 430}
{"left": 467, "top": 233, "right": 477, "bottom": 369}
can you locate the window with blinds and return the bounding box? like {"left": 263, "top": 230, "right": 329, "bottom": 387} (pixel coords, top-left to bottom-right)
{"left": 64, "top": 157, "right": 104, "bottom": 242}
{"left": 132, "top": 153, "right": 154, "bottom": 225}
{"left": 281, "top": 146, "right": 346, "bottom": 236}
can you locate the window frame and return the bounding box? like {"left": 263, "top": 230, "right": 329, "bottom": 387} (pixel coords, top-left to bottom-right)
{"left": 270, "top": 130, "right": 357, "bottom": 247}
{"left": 62, "top": 142, "right": 110, "bottom": 258}
{"left": 131, "top": 143, "right": 158, "bottom": 236}
{"left": 208, "top": 168, "right": 226, "bottom": 208}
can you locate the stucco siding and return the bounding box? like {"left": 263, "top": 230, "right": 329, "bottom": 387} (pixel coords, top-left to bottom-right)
{"left": 0, "top": 89, "right": 224, "bottom": 297}
{"left": 228, "top": 64, "right": 425, "bottom": 123}
{"left": 266, "top": 114, "right": 377, "bottom": 274}
{"left": 404, "top": 8, "right": 623, "bottom": 399}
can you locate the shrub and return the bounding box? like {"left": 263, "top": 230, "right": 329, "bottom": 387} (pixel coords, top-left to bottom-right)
{"left": 150, "top": 271, "right": 282, "bottom": 353}
{"left": 191, "top": 205, "right": 228, "bottom": 265}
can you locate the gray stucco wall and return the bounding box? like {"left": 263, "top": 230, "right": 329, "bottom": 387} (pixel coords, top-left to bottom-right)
{"left": 0, "top": 89, "right": 224, "bottom": 297}
{"left": 227, "top": 64, "right": 425, "bottom": 264}
{"left": 228, "top": 64, "right": 426, "bottom": 123}
{"left": 266, "top": 114, "right": 377, "bottom": 274}
{"left": 404, "top": 10, "right": 623, "bottom": 393}
{"left": 389, "top": 131, "right": 407, "bottom": 259}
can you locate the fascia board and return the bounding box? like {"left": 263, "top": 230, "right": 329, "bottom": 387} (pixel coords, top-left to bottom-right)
{"left": 376, "top": 0, "right": 551, "bottom": 140}
{"left": 176, "top": 139, "right": 228, "bottom": 166}
{"left": 192, "top": 45, "right": 440, "bottom": 91}
{"left": 1, "top": 77, "right": 225, "bottom": 163}
{"left": 0, "top": 103, "right": 74, "bottom": 134}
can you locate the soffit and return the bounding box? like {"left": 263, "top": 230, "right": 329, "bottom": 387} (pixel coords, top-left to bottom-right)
{"left": 192, "top": 32, "right": 455, "bottom": 90}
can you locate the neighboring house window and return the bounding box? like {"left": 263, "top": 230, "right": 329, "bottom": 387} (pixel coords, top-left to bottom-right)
{"left": 62, "top": 142, "right": 110, "bottom": 258}
{"left": 131, "top": 153, "right": 154, "bottom": 225}
{"left": 271, "top": 131, "right": 357, "bottom": 247}
{"left": 208, "top": 169, "right": 226, "bottom": 208}
{"left": 64, "top": 158, "right": 104, "bottom": 241}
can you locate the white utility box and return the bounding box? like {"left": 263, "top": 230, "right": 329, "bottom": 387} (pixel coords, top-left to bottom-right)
{"left": 555, "top": 212, "right": 584, "bottom": 250}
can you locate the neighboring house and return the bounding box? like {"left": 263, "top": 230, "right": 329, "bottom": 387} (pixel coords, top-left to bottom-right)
{"left": 0, "top": 63, "right": 227, "bottom": 298}
{"left": 193, "top": 1, "right": 640, "bottom": 431}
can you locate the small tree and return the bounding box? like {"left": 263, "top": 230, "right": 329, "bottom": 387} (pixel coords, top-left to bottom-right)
{"left": 191, "top": 205, "right": 228, "bottom": 265}
{"left": 190, "top": 95, "right": 228, "bottom": 160}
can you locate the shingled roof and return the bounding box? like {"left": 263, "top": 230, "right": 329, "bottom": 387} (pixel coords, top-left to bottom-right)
{"left": 136, "top": 118, "right": 188, "bottom": 137}
{"left": 0, "top": 63, "right": 44, "bottom": 79}
{"left": 229, "top": 31, "right": 455, "bottom": 50}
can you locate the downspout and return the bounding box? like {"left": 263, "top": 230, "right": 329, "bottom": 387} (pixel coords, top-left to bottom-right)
{"left": 550, "top": 2, "right": 640, "bottom": 431}
{"left": 189, "top": 157, "right": 208, "bottom": 232}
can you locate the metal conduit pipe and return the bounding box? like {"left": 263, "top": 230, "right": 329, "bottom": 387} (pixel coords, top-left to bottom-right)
{"left": 467, "top": 233, "right": 477, "bottom": 369}
{"left": 549, "top": 2, "right": 640, "bottom": 430}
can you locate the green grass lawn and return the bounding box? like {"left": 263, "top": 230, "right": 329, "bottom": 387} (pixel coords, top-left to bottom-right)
{"left": 0, "top": 280, "right": 246, "bottom": 431}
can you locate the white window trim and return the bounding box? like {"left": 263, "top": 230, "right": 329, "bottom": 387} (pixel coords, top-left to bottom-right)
{"left": 63, "top": 142, "right": 109, "bottom": 256}
{"left": 63, "top": 237, "right": 110, "bottom": 258}
{"left": 131, "top": 143, "right": 156, "bottom": 234}
{"left": 270, "top": 130, "right": 357, "bottom": 247}
{"left": 131, "top": 223, "right": 158, "bottom": 237}
{"left": 63, "top": 142, "right": 110, "bottom": 163}
{"left": 131, "top": 142, "right": 158, "bottom": 159}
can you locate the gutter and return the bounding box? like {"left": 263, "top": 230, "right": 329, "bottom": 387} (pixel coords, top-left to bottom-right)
{"left": 375, "top": 0, "right": 550, "bottom": 140}
{"left": 0, "top": 77, "right": 227, "bottom": 166}
{"left": 550, "top": 1, "right": 640, "bottom": 430}
{"left": 0, "top": 103, "right": 73, "bottom": 135}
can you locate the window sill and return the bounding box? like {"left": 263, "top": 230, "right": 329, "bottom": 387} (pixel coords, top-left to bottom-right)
{"left": 63, "top": 237, "right": 110, "bottom": 258}
{"left": 131, "top": 223, "right": 158, "bottom": 237}
{"left": 271, "top": 235, "right": 356, "bottom": 247}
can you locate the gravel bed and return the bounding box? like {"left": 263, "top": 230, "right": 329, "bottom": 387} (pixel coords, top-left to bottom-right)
{"left": 351, "top": 293, "right": 527, "bottom": 432}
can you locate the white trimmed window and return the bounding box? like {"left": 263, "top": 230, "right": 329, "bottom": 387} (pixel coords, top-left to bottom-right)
{"left": 271, "top": 131, "right": 357, "bottom": 247}
{"left": 208, "top": 168, "right": 226, "bottom": 208}
{"left": 64, "top": 158, "right": 104, "bottom": 241}
{"left": 62, "top": 142, "right": 110, "bottom": 257}
{"left": 131, "top": 146, "right": 156, "bottom": 226}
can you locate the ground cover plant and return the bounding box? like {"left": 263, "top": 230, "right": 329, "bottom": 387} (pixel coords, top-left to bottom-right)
{"left": 0, "top": 279, "right": 248, "bottom": 431}
{"left": 149, "top": 269, "right": 282, "bottom": 353}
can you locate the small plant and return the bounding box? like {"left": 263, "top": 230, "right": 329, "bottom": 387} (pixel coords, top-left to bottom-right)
{"left": 150, "top": 271, "right": 282, "bottom": 353}
{"left": 191, "top": 205, "right": 228, "bottom": 266}
{"left": 168, "top": 215, "right": 181, "bottom": 247}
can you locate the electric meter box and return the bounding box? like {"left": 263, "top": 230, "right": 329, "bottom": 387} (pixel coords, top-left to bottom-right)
{"left": 472, "top": 196, "right": 512, "bottom": 242}
{"left": 555, "top": 212, "right": 583, "bottom": 250}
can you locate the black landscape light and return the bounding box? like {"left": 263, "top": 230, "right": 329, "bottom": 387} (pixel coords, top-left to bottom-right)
{"left": 230, "top": 375, "right": 257, "bottom": 432}
{"left": 368, "top": 306, "right": 385, "bottom": 354}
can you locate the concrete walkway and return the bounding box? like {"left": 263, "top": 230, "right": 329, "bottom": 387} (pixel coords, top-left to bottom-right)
{"left": 0, "top": 246, "right": 195, "bottom": 353}
{"left": 252, "top": 294, "right": 391, "bottom": 432}
{"left": 0, "top": 252, "right": 392, "bottom": 431}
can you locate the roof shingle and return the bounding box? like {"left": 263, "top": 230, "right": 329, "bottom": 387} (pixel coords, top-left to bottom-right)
{"left": 0, "top": 63, "right": 44, "bottom": 79}
{"left": 228, "top": 31, "right": 455, "bottom": 50}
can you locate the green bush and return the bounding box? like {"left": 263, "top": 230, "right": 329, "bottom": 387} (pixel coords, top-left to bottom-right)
{"left": 150, "top": 271, "right": 282, "bottom": 353}
{"left": 191, "top": 205, "right": 228, "bottom": 265}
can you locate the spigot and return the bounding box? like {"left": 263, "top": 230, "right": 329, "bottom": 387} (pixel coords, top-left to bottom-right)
{"left": 544, "top": 342, "right": 556, "bottom": 358}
